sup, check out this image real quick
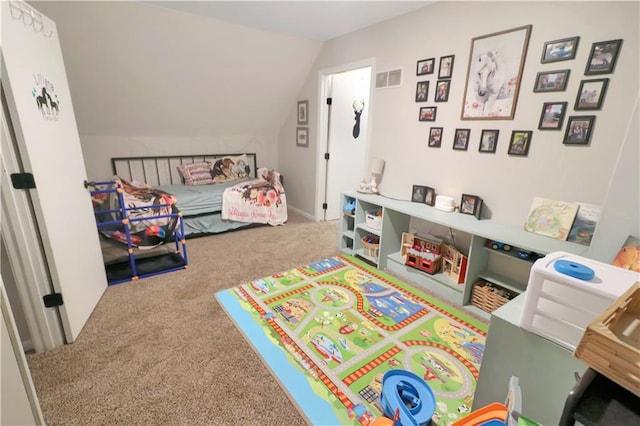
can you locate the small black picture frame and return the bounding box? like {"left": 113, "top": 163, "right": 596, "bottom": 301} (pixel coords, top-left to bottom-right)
{"left": 415, "top": 81, "right": 430, "bottom": 102}
{"left": 585, "top": 39, "right": 623, "bottom": 75}
{"left": 438, "top": 55, "right": 454, "bottom": 79}
{"left": 538, "top": 102, "right": 568, "bottom": 130}
{"left": 434, "top": 80, "right": 450, "bottom": 102}
{"left": 428, "top": 127, "right": 443, "bottom": 148}
{"left": 541, "top": 36, "right": 579, "bottom": 63}
{"left": 575, "top": 78, "right": 609, "bottom": 110}
{"left": 419, "top": 106, "right": 437, "bottom": 122}
{"left": 411, "top": 185, "right": 428, "bottom": 203}
{"left": 508, "top": 130, "right": 532, "bottom": 156}
{"left": 417, "top": 58, "right": 435, "bottom": 76}
{"left": 533, "top": 70, "right": 570, "bottom": 92}
{"left": 460, "top": 194, "right": 483, "bottom": 219}
{"left": 479, "top": 129, "right": 499, "bottom": 153}
{"left": 424, "top": 187, "right": 436, "bottom": 206}
{"left": 453, "top": 128, "right": 470, "bottom": 151}
{"left": 564, "top": 116, "right": 596, "bottom": 145}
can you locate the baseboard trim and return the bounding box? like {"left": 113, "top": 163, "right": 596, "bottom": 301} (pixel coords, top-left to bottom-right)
{"left": 22, "top": 338, "right": 35, "bottom": 354}
{"left": 287, "top": 206, "right": 316, "bottom": 221}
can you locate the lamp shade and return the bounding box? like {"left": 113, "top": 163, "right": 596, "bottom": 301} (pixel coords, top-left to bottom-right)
{"left": 369, "top": 157, "right": 385, "bottom": 176}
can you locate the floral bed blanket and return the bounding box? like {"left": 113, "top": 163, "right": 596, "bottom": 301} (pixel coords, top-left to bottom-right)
{"left": 221, "top": 168, "right": 287, "bottom": 226}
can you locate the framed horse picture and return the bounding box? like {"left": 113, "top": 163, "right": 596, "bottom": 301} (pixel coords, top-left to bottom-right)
{"left": 461, "top": 25, "right": 532, "bottom": 120}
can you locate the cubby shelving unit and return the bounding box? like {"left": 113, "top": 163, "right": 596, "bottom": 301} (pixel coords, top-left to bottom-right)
{"left": 338, "top": 191, "right": 588, "bottom": 319}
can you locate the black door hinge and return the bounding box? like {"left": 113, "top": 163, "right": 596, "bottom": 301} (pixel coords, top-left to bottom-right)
{"left": 326, "top": 97, "right": 332, "bottom": 105}
{"left": 324, "top": 153, "right": 330, "bottom": 160}
{"left": 322, "top": 203, "right": 328, "bottom": 210}
{"left": 11, "top": 173, "right": 36, "bottom": 189}
{"left": 43, "top": 293, "right": 63, "bottom": 308}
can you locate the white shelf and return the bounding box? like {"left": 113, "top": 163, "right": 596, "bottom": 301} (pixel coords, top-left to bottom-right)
{"left": 462, "top": 304, "right": 491, "bottom": 321}
{"left": 355, "top": 248, "right": 378, "bottom": 265}
{"left": 356, "top": 223, "right": 381, "bottom": 237}
{"left": 477, "top": 271, "right": 526, "bottom": 294}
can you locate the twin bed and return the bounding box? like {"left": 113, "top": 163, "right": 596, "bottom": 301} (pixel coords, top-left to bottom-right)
{"left": 110, "top": 153, "right": 287, "bottom": 237}
{"left": 91, "top": 153, "right": 287, "bottom": 284}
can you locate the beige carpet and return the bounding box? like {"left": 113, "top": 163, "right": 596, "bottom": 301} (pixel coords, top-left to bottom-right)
{"left": 27, "top": 212, "right": 340, "bottom": 425}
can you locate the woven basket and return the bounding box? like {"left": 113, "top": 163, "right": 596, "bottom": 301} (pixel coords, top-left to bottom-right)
{"left": 574, "top": 282, "right": 640, "bottom": 397}
{"left": 361, "top": 235, "right": 380, "bottom": 258}
{"left": 471, "top": 280, "right": 515, "bottom": 314}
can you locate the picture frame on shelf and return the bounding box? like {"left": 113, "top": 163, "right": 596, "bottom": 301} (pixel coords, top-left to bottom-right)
{"left": 508, "top": 130, "right": 532, "bottom": 156}
{"left": 461, "top": 25, "right": 531, "bottom": 120}
{"left": 415, "top": 81, "right": 429, "bottom": 102}
{"left": 541, "top": 36, "right": 580, "bottom": 63}
{"left": 417, "top": 58, "right": 435, "bottom": 76}
{"left": 453, "top": 128, "right": 470, "bottom": 151}
{"left": 297, "top": 100, "right": 308, "bottom": 125}
{"left": 296, "top": 127, "right": 309, "bottom": 147}
{"left": 419, "top": 106, "right": 437, "bottom": 122}
{"left": 585, "top": 39, "right": 623, "bottom": 75}
{"left": 438, "top": 55, "right": 455, "bottom": 79}
{"left": 533, "top": 70, "right": 570, "bottom": 92}
{"left": 460, "top": 194, "right": 483, "bottom": 219}
{"left": 434, "top": 80, "right": 451, "bottom": 102}
{"left": 428, "top": 127, "right": 443, "bottom": 147}
{"left": 424, "top": 187, "right": 436, "bottom": 206}
{"left": 575, "top": 78, "right": 609, "bottom": 110}
{"left": 564, "top": 116, "right": 596, "bottom": 145}
{"left": 479, "top": 129, "right": 499, "bottom": 153}
{"left": 538, "top": 102, "right": 568, "bottom": 130}
{"left": 411, "top": 185, "right": 428, "bottom": 203}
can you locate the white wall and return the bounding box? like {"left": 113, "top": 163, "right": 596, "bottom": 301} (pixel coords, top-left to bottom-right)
{"left": 282, "top": 1, "right": 639, "bottom": 242}
{"left": 29, "top": 1, "right": 323, "bottom": 179}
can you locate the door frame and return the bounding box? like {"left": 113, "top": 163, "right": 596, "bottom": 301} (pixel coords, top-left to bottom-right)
{"left": 314, "top": 58, "right": 376, "bottom": 221}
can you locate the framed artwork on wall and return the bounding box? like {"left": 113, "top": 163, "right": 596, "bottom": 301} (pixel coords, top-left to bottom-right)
{"left": 533, "top": 70, "right": 570, "bottom": 92}
{"left": 575, "top": 78, "right": 609, "bottom": 110}
{"left": 461, "top": 25, "right": 532, "bottom": 120}
{"left": 453, "top": 128, "right": 470, "bottom": 151}
{"left": 415, "top": 81, "right": 429, "bottom": 102}
{"left": 538, "top": 102, "right": 568, "bottom": 130}
{"left": 438, "top": 55, "right": 455, "bottom": 79}
{"left": 428, "top": 127, "right": 443, "bottom": 147}
{"left": 585, "top": 39, "right": 623, "bottom": 75}
{"left": 564, "top": 116, "right": 596, "bottom": 145}
{"left": 296, "top": 127, "right": 309, "bottom": 147}
{"left": 297, "top": 100, "right": 308, "bottom": 125}
{"left": 419, "top": 106, "right": 437, "bottom": 122}
{"left": 541, "top": 36, "right": 579, "bottom": 63}
{"left": 508, "top": 130, "right": 532, "bottom": 156}
{"left": 417, "top": 58, "right": 435, "bottom": 76}
{"left": 434, "top": 80, "right": 450, "bottom": 102}
{"left": 479, "top": 129, "right": 499, "bottom": 153}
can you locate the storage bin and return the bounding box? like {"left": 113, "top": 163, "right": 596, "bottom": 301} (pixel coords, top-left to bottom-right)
{"left": 574, "top": 282, "right": 640, "bottom": 396}
{"left": 365, "top": 210, "right": 382, "bottom": 230}
{"left": 361, "top": 235, "right": 379, "bottom": 259}
{"left": 521, "top": 251, "right": 638, "bottom": 351}
{"left": 471, "top": 280, "right": 516, "bottom": 314}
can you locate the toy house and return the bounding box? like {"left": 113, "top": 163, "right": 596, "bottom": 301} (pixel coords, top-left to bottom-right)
{"left": 401, "top": 233, "right": 443, "bottom": 275}
{"left": 442, "top": 244, "right": 468, "bottom": 285}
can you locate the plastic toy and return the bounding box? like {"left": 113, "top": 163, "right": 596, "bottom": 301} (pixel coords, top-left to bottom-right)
{"left": 380, "top": 369, "right": 435, "bottom": 426}
{"left": 343, "top": 197, "right": 356, "bottom": 215}
{"left": 488, "top": 240, "right": 512, "bottom": 251}
{"left": 516, "top": 250, "right": 539, "bottom": 261}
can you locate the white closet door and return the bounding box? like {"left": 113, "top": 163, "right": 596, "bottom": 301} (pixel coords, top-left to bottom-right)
{"left": 2, "top": 0, "right": 107, "bottom": 343}
{"left": 325, "top": 67, "right": 371, "bottom": 221}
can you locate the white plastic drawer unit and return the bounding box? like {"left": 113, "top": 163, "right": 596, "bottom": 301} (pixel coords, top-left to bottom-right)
{"left": 521, "top": 251, "right": 639, "bottom": 351}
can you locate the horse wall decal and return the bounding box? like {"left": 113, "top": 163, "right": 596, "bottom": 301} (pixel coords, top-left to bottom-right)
{"left": 473, "top": 51, "right": 506, "bottom": 116}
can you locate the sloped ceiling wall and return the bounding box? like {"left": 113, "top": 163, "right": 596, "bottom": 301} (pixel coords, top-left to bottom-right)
{"left": 28, "top": 1, "right": 322, "bottom": 177}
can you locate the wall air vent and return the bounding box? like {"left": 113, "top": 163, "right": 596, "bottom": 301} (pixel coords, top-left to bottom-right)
{"left": 375, "top": 68, "right": 402, "bottom": 89}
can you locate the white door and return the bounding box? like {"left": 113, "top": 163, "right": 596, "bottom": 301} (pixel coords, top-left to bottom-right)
{"left": 324, "top": 66, "right": 371, "bottom": 221}
{"left": 2, "top": 0, "right": 107, "bottom": 343}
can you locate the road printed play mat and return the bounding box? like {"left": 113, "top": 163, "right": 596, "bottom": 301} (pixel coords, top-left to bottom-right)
{"left": 215, "top": 254, "right": 487, "bottom": 425}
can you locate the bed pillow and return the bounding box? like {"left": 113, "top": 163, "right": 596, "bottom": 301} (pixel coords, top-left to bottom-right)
{"left": 211, "top": 154, "right": 251, "bottom": 183}
{"left": 177, "top": 161, "right": 215, "bottom": 186}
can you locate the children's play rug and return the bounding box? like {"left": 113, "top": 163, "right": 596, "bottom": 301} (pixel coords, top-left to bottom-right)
{"left": 215, "top": 254, "right": 487, "bottom": 425}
